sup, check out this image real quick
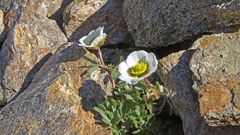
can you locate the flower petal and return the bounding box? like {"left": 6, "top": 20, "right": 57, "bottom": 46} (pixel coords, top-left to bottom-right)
{"left": 100, "top": 26, "right": 104, "bottom": 35}
{"left": 82, "top": 27, "right": 102, "bottom": 45}
{"left": 79, "top": 36, "right": 88, "bottom": 46}
{"left": 146, "top": 52, "right": 158, "bottom": 73}
{"left": 126, "top": 50, "right": 148, "bottom": 67}
{"left": 91, "top": 33, "right": 107, "bottom": 47}
{"left": 119, "top": 75, "right": 139, "bottom": 85}
{"left": 118, "top": 61, "right": 129, "bottom": 77}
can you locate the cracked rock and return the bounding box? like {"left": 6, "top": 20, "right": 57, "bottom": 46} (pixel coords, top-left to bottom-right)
{"left": 63, "top": 0, "right": 131, "bottom": 45}
{"left": 158, "top": 28, "right": 240, "bottom": 134}
{"left": 123, "top": 0, "right": 240, "bottom": 47}
{"left": 0, "top": 42, "right": 111, "bottom": 134}
{"left": 0, "top": 0, "right": 67, "bottom": 105}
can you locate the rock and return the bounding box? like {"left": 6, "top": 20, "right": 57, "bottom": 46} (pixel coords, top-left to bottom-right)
{"left": 0, "top": 0, "right": 66, "bottom": 33}
{"left": 1, "top": 0, "right": 65, "bottom": 16}
{"left": 190, "top": 29, "right": 240, "bottom": 126}
{"left": 101, "top": 47, "right": 137, "bottom": 65}
{"left": 0, "top": 9, "right": 6, "bottom": 43}
{"left": 0, "top": 2, "right": 67, "bottom": 105}
{"left": 0, "top": 42, "right": 112, "bottom": 134}
{"left": 157, "top": 29, "right": 240, "bottom": 134}
{"left": 63, "top": 0, "right": 131, "bottom": 45}
{"left": 123, "top": 0, "right": 240, "bottom": 48}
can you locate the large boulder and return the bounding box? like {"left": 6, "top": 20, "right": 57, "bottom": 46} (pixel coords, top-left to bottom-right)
{"left": 0, "top": 42, "right": 112, "bottom": 134}
{"left": 0, "top": 0, "right": 66, "bottom": 33}
{"left": 158, "top": 28, "right": 240, "bottom": 134}
{"left": 0, "top": 0, "right": 67, "bottom": 105}
{"left": 63, "top": 0, "right": 131, "bottom": 45}
{"left": 123, "top": 0, "right": 240, "bottom": 48}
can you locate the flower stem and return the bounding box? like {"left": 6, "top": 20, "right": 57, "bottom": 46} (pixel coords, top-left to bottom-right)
{"left": 144, "top": 78, "right": 155, "bottom": 88}
{"left": 98, "top": 48, "right": 106, "bottom": 67}
{"left": 97, "top": 48, "right": 116, "bottom": 90}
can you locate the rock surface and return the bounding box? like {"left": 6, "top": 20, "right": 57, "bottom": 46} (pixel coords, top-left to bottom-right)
{"left": 0, "top": 9, "right": 6, "bottom": 43}
{"left": 63, "top": 0, "right": 131, "bottom": 45}
{"left": 0, "top": 42, "right": 112, "bottom": 134}
{"left": 190, "top": 29, "right": 240, "bottom": 126}
{"left": 123, "top": 0, "right": 240, "bottom": 48}
{"left": 158, "top": 29, "right": 240, "bottom": 134}
{"left": 0, "top": 1, "right": 67, "bottom": 105}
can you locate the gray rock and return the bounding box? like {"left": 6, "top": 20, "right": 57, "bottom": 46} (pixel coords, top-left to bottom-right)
{"left": 0, "top": 43, "right": 111, "bottom": 135}
{"left": 63, "top": 0, "right": 131, "bottom": 45}
{"left": 123, "top": 0, "right": 240, "bottom": 47}
{"left": 157, "top": 29, "right": 240, "bottom": 134}
{"left": 0, "top": 1, "right": 67, "bottom": 105}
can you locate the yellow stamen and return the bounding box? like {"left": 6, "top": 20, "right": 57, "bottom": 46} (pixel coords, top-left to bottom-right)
{"left": 128, "top": 61, "right": 149, "bottom": 78}
{"left": 92, "top": 37, "right": 106, "bottom": 50}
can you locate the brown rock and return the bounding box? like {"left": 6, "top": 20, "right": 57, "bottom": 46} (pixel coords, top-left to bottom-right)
{"left": 0, "top": 3, "right": 67, "bottom": 105}
{"left": 158, "top": 29, "right": 240, "bottom": 134}
{"left": 63, "top": 0, "right": 131, "bottom": 45}
{"left": 0, "top": 0, "right": 65, "bottom": 35}
{"left": 190, "top": 29, "right": 240, "bottom": 126}
{"left": 0, "top": 9, "right": 6, "bottom": 43}
{"left": 0, "top": 42, "right": 112, "bottom": 134}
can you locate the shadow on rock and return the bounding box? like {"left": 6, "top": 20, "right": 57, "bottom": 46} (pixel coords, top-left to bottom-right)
{"left": 57, "top": 43, "right": 90, "bottom": 63}
{"left": 67, "top": 0, "right": 130, "bottom": 44}
{"left": 49, "top": 0, "right": 74, "bottom": 33}
{"left": 8, "top": 52, "right": 53, "bottom": 104}
{"left": 79, "top": 79, "right": 106, "bottom": 111}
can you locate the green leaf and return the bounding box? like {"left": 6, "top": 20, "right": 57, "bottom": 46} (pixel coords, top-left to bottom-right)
{"left": 102, "top": 117, "right": 112, "bottom": 126}
{"left": 124, "top": 94, "right": 134, "bottom": 100}
{"left": 110, "top": 99, "right": 118, "bottom": 108}
{"left": 163, "top": 87, "right": 169, "bottom": 96}
{"left": 87, "top": 63, "right": 99, "bottom": 74}
{"left": 119, "top": 56, "right": 125, "bottom": 63}
{"left": 112, "top": 111, "right": 121, "bottom": 124}
{"left": 111, "top": 66, "right": 120, "bottom": 80}
{"left": 132, "top": 129, "right": 141, "bottom": 134}
{"left": 94, "top": 107, "right": 112, "bottom": 126}
{"left": 111, "top": 125, "right": 121, "bottom": 135}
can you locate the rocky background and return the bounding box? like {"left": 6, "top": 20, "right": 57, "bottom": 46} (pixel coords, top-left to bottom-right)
{"left": 0, "top": 0, "right": 239, "bottom": 135}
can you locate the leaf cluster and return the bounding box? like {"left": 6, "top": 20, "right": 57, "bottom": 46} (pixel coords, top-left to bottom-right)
{"left": 94, "top": 82, "right": 158, "bottom": 135}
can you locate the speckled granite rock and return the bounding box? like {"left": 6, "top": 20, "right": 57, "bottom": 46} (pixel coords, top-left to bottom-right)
{"left": 0, "top": 0, "right": 64, "bottom": 16}
{"left": 63, "top": 0, "right": 131, "bottom": 44}
{"left": 0, "top": 1, "right": 67, "bottom": 105}
{"left": 0, "top": 42, "right": 112, "bottom": 135}
{"left": 0, "top": 0, "right": 66, "bottom": 34}
{"left": 158, "top": 29, "right": 240, "bottom": 134}
{"left": 123, "top": 0, "right": 240, "bottom": 48}
{"left": 190, "top": 29, "right": 240, "bottom": 126}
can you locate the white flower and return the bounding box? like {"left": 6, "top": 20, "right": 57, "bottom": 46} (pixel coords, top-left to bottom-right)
{"left": 118, "top": 50, "right": 158, "bottom": 84}
{"left": 78, "top": 26, "right": 107, "bottom": 50}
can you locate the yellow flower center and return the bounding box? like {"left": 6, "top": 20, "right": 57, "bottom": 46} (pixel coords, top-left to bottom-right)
{"left": 96, "top": 37, "right": 105, "bottom": 47}
{"left": 92, "top": 37, "right": 106, "bottom": 50}
{"left": 128, "top": 61, "right": 149, "bottom": 78}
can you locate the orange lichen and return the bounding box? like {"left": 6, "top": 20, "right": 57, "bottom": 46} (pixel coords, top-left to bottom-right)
{"left": 199, "top": 79, "right": 240, "bottom": 115}
{"left": 199, "top": 36, "right": 217, "bottom": 49}
{"left": 66, "top": 105, "right": 110, "bottom": 135}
